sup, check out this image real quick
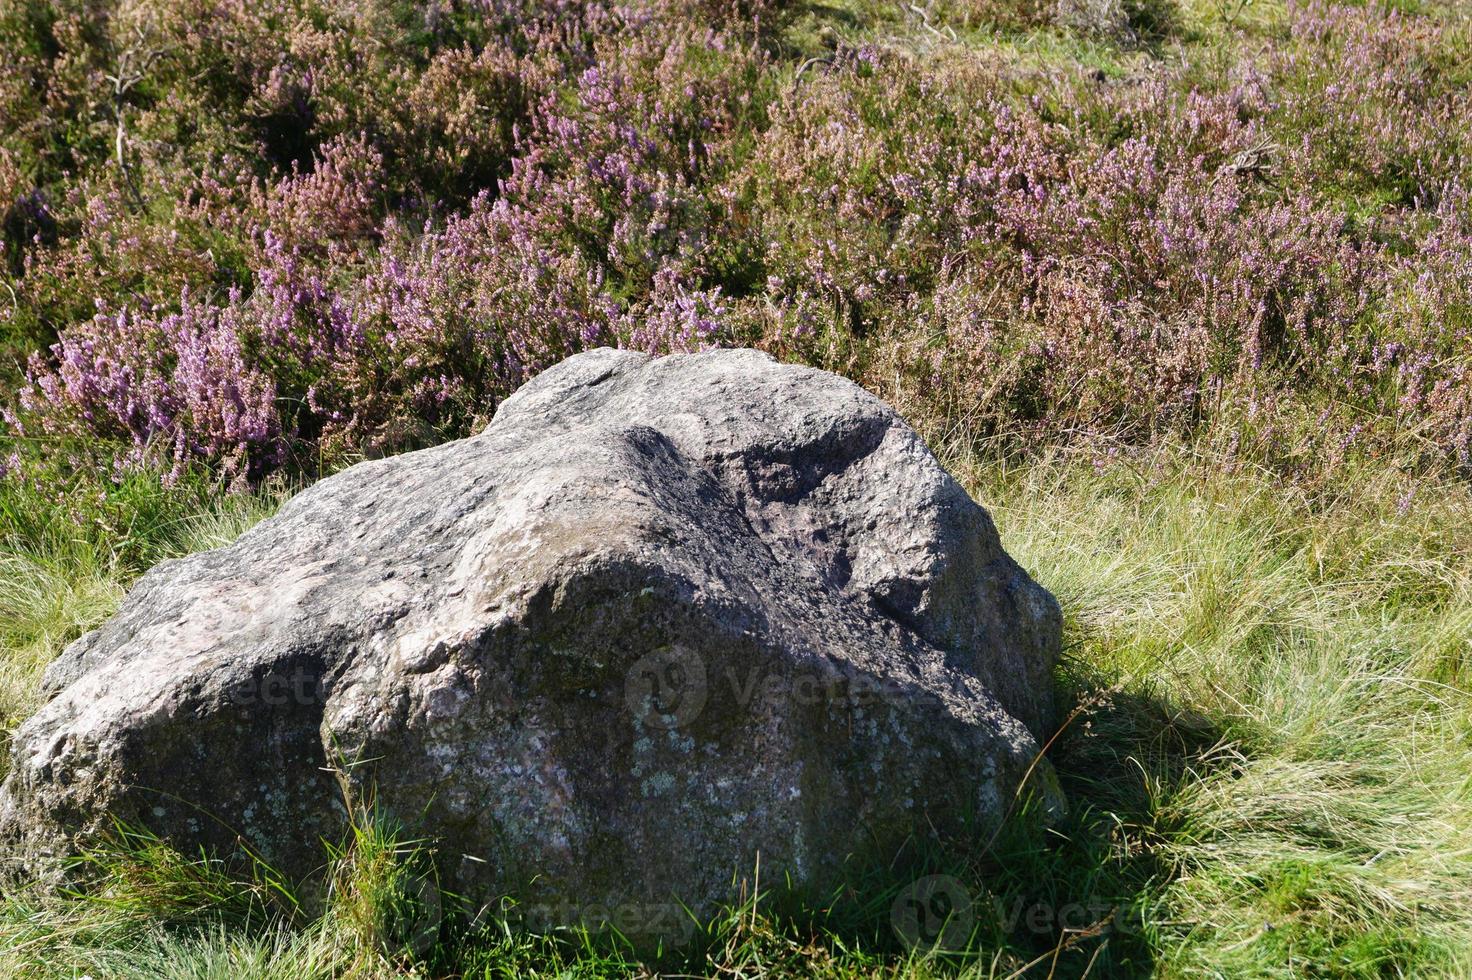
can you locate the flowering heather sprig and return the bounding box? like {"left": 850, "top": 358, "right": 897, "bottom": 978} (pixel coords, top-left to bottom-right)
{"left": 13, "top": 290, "right": 281, "bottom": 484}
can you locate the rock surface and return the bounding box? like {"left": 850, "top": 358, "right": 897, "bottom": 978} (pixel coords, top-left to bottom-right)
{"left": 0, "top": 348, "right": 1062, "bottom": 934}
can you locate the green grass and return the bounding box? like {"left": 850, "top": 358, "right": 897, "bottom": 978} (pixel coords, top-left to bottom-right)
{"left": 0, "top": 465, "right": 284, "bottom": 776}
{"left": 968, "top": 447, "right": 1472, "bottom": 977}
{"left": 2, "top": 444, "right": 1468, "bottom": 977}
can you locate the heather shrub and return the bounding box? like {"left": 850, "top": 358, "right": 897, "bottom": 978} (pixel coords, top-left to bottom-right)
{"left": 3, "top": 1, "right": 769, "bottom": 477}
{"left": 922, "top": 0, "right": 1175, "bottom": 40}
{"left": 0, "top": 0, "right": 566, "bottom": 349}
{"left": 4, "top": 0, "right": 1472, "bottom": 483}
{"left": 735, "top": 3, "right": 1472, "bottom": 474}
{"left": 7, "top": 186, "right": 235, "bottom": 354}
{"left": 8, "top": 205, "right": 610, "bottom": 481}
{"left": 1272, "top": 0, "right": 1472, "bottom": 206}
{"left": 497, "top": 11, "right": 771, "bottom": 297}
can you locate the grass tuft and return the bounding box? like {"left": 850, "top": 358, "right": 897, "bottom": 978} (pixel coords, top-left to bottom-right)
{"left": 2, "top": 446, "right": 1467, "bottom": 977}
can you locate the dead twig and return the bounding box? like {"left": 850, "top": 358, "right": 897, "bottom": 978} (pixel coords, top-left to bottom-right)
{"left": 105, "top": 22, "right": 165, "bottom": 211}
{"left": 792, "top": 55, "right": 836, "bottom": 87}
{"left": 907, "top": 2, "right": 958, "bottom": 42}
{"left": 1214, "top": 135, "right": 1281, "bottom": 187}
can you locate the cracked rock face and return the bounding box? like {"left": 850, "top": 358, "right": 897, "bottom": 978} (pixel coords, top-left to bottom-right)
{"left": 0, "top": 348, "right": 1062, "bottom": 933}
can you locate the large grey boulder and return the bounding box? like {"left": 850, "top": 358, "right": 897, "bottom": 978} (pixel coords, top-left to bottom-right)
{"left": 0, "top": 348, "right": 1062, "bottom": 936}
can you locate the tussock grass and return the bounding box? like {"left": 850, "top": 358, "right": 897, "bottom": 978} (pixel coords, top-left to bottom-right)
{"left": 0, "top": 469, "right": 284, "bottom": 777}
{"left": 0, "top": 550, "right": 120, "bottom": 735}
{"left": 967, "top": 446, "right": 1472, "bottom": 976}
{"left": 1, "top": 447, "right": 1467, "bottom": 977}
